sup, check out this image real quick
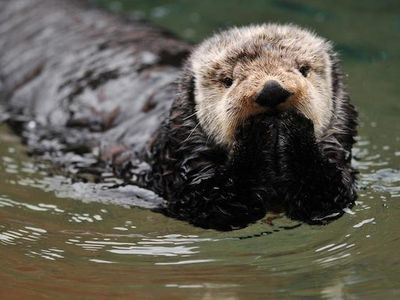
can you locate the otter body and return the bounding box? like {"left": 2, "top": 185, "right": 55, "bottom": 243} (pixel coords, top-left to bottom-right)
{"left": 0, "top": 1, "right": 357, "bottom": 231}
{"left": 143, "top": 25, "right": 357, "bottom": 230}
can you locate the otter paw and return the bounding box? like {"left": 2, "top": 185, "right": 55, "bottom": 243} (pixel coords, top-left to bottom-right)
{"left": 275, "top": 110, "right": 321, "bottom": 175}
{"left": 232, "top": 114, "right": 277, "bottom": 168}
{"left": 233, "top": 114, "right": 276, "bottom": 153}
{"left": 278, "top": 110, "right": 314, "bottom": 135}
{"left": 235, "top": 114, "right": 275, "bottom": 141}
{"left": 275, "top": 110, "right": 316, "bottom": 152}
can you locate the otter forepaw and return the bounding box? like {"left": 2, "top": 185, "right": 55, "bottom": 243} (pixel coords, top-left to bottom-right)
{"left": 235, "top": 114, "right": 272, "bottom": 139}
{"left": 278, "top": 110, "right": 314, "bottom": 136}
{"left": 231, "top": 114, "right": 276, "bottom": 169}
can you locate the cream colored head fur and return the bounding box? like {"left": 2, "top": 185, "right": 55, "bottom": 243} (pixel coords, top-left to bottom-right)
{"left": 190, "top": 23, "right": 335, "bottom": 146}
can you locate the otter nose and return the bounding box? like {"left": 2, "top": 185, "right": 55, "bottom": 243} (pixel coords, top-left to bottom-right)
{"left": 255, "top": 80, "right": 292, "bottom": 108}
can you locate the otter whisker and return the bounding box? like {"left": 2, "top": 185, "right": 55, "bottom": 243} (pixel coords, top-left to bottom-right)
{"left": 183, "top": 121, "right": 202, "bottom": 142}
{"left": 183, "top": 103, "right": 218, "bottom": 121}
{"left": 183, "top": 111, "right": 198, "bottom": 121}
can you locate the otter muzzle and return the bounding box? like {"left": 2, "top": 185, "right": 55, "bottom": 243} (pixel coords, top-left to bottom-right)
{"left": 255, "top": 80, "right": 292, "bottom": 108}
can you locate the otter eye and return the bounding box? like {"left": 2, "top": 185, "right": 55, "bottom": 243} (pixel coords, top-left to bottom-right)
{"left": 299, "top": 65, "right": 310, "bottom": 77}
{"left": 221, "top": 77, "right": 233, "bottom": 88}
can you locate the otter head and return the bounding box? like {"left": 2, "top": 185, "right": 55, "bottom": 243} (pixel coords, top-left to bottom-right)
{"left": 188, "top": 24, "right": 336, "bottom": 146}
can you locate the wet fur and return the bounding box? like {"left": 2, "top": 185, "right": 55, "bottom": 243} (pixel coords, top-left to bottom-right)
{"left": 0, "top": 3, "right": 357, "bottom": 231}
{"left": 143, "top": 55, "right": 358, "bottom": 230}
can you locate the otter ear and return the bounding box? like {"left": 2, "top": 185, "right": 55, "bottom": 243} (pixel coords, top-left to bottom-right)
{"left": 177, "top": 59, "right": 195, "bottom": 106}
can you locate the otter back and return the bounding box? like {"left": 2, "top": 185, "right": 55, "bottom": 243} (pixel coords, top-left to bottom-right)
{"left": 0, "top": 0, "right": 190, "bottom": 169}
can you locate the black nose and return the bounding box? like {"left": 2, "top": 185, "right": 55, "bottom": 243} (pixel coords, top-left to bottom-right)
{"left": 255, "top": 80, "right": 292, "bottom": 108}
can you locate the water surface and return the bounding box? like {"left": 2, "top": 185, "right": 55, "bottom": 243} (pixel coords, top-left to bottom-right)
{"left": 1, "top": 0, "right": 400, "bottom": 298}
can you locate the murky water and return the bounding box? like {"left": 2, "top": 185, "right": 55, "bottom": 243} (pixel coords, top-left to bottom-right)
{"left": 1, "top": 0, "right": 400, "bottom": 299}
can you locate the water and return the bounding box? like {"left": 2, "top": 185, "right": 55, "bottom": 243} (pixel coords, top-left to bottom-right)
{"left": 1, "top": 0, "right": 400, "bottom": 298}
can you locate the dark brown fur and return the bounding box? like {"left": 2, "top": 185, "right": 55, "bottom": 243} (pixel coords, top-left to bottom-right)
{"left": 138, "top": 58, "right": 357, "bottom": 230}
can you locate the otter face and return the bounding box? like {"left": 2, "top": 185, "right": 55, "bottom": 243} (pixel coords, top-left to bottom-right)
{"left": 190, "top": 24, "right": 335, "bottom": 146}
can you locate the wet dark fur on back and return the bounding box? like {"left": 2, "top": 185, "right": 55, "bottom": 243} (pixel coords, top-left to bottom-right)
{"left": 142, "top": 59, "right": 358, "bottom": 230}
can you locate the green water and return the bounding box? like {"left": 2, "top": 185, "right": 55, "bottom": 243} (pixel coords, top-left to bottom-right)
{"left": 1, "top": 1, "right": 400, "bottom": 299}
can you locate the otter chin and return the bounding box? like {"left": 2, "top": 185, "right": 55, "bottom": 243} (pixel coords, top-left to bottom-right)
{"left": 145, "top": 24, "right": 358, "bottom": 230}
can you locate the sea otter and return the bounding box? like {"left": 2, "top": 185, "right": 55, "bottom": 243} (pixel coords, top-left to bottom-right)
{"left": 142, "top": 24, "right": 358, "bottom": 230}
{"left": 0, "top": 0, "right": 357, "bottom": 231}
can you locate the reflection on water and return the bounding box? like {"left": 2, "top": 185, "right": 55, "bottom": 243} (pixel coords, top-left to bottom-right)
{"left": 1, "top": 0, "right": 400, "bottom": 298}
